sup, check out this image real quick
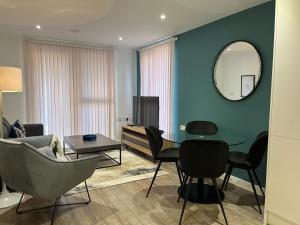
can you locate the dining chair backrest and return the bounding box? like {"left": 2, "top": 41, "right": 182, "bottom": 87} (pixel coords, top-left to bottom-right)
{"left": 145, "top": 126, "right": 163, "bottom": 160}
{"left": 255, "top": 130, "right": 268, "bottom": 140}
{"left": 185, "top": 121, "right": 218, "bottom": 135}
{"left": 179, "top": 140, "right": 229, "bottom": 178}
{"left": 248, "top": 132, "right": 268, "bottom": 169}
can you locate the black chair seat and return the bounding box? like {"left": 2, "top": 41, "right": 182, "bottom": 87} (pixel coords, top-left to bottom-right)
{"left": 145, "top": 126, "right": 183, "bottom": 198}
{"left": 178, "top": 140, "right": 229, "bottom": 225}
{"left": 157, "top": 147, "right": 179, "bottom": 161}
{"left": 228, "top": 151, "right": 251, "bottom": 168}
{"left": 222, "top": 131, "right": 268, "bottom": 215}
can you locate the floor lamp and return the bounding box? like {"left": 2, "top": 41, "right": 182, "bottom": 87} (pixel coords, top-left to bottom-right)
{"left": 0, "top": 66, "right": 23, "bottom": 208}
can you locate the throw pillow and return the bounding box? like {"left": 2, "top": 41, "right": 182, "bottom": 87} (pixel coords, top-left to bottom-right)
{"left": 11, "top": 126, "right": 26, "bottom": 138}
{"left": 13, "top": 120, "right": 26, "bottom": 136}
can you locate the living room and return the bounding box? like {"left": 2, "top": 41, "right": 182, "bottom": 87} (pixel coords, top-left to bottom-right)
{"left": 0, "top": 0, "right": 300, "bottom": 225}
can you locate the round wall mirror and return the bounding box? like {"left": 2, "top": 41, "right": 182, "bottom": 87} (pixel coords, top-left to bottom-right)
{"left": 213, "top": 41, "right": 262, "bottom": 101}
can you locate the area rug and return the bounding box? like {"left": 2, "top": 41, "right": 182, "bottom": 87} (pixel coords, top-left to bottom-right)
{"left": 66, "top": 150, "right": 169, "bottom": 195}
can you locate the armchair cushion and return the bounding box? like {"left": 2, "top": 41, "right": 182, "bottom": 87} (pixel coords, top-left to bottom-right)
{"left": 38, "top": 146, "right": 56, "bottom": 159}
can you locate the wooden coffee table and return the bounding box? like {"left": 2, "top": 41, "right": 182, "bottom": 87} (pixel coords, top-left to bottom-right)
{"left": 63, "top": 134, "right": 122, "bottom": 168}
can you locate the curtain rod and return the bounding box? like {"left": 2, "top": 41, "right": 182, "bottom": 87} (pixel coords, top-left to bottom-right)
{"left": 138, "top": 36, "right": 178, "bottom": 51}
{"left": 24, "top": 37, "right": 114, "bottom": 51}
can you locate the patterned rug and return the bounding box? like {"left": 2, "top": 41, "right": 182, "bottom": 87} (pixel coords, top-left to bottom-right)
{"left": 66, "top": 150, "right": 169, "bottom": 195}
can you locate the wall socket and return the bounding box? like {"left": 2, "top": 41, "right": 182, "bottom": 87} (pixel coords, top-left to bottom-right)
{"left": 180, "top": 125, "right": 186, "bottom": 130}
{"left": 117, "top": 117, "right": 132, "bottom": 122}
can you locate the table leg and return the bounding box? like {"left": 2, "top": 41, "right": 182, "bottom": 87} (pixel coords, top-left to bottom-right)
{"left": 178, "top": 178, "right": 225, "bottom": 204}
{"left": 119, "top": 148, "right": 122, "bottom": 165}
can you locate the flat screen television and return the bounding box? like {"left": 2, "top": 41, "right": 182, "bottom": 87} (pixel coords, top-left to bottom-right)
{"left": 133, "top": 96, "right": 159, "bottom": 128}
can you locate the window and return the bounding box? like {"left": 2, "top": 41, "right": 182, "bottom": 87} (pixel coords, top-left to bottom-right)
{"left": 24, "top": 41, "right": 116, "bottom": 139}
{"left": 139, "top": 39, "right": 175, "bottom": 132}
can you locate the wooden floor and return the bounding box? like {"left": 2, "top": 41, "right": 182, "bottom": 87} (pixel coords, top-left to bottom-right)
{"left": 0, "top": 163, "right": 264, "bottom": 225}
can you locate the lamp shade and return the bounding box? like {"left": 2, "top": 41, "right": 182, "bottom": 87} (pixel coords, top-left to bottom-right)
{"left": 0, "top": 66, "right": 22, "bottom": 92}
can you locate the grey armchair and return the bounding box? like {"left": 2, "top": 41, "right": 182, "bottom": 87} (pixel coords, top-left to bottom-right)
{"left": 0, "top": 138, "right": 101, "bottom": 225}
{"left": 1, "top": 118, "right": 52, "bottom": 193}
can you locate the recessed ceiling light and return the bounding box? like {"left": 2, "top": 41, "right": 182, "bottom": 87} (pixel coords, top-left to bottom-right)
{"left": 160, "top": 14, "right": 166, "bottom": 20}
{"left": 36, "top": 25, "right": 41, "bottom": 30}
{"left": 227, "top": 48, "right": 231, "bottom": 51}
{"left": 118, "top": 37, "right": 123, "bottom": 41}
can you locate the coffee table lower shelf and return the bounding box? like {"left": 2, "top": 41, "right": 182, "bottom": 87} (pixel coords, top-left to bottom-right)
{"left": 63, "top": 134, "right": 122, "bottom": 169}
{"left": 75, "top": 149, "right": 122, "bottom": 169}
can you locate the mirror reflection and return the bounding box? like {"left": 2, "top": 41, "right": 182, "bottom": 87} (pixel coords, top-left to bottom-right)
{"left": 214, "top": 41, "right": 262, "bottom": 101}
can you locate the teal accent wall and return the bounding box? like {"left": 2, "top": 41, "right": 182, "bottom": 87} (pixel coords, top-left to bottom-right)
{"left": 174, "top": 2, "right": 275, "bottom": 186}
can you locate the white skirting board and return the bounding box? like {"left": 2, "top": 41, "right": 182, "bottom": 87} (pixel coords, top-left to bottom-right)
{"left": 220, "top": 174, "right": 265, "bottom": 196}
{"left": 266, "top": 211, "right": 299, "bottom": 225}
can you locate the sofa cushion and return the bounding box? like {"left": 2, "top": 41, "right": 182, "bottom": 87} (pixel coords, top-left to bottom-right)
{"left": 2, "top": 117, "right": 11, "bottom": 139}
{"left": 13, "top": 120, "right": 26, "bottom": 136}
{"left": 9, "top": 126, "right": 26, "bottom": 138}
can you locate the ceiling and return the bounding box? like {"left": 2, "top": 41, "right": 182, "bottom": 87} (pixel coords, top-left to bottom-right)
{"left": 0, "top": 0, "right": 270, "bottom": 48}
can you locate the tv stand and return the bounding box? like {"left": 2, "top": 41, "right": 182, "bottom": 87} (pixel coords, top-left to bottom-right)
{"left": 121, "top": 125, "right": 173, "bottom": 159}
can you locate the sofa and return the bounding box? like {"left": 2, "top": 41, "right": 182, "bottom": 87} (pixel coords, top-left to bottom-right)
{"left": 2, "top": 117, "right": 44, "bottom": 138}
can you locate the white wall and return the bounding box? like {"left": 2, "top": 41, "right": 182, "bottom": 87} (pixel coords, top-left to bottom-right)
{"left": 0, "top": 33, "right": 26, "bottom": 123}
{"left": 114, "top": 47, "right": 137, "bottom": 140}
{"left": 265, "top": 0, "right": 300, "bottom": 224}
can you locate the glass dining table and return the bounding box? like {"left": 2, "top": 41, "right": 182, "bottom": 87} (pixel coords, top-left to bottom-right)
{"left": 162, "top": 129, "right": 246, "bottom": 204}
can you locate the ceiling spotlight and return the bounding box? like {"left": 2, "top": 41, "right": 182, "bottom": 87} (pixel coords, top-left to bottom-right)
{"left": 36, "top": 25, "right": 41, "bottom": 30}
{"left": 118, "top": 37, "right": 123, "bottom": 41}
{"left": 160, "top": 14, "right": 166, "bottom": 20}
{"left": 227, "top": 48, "right": 231, "bottom": 51}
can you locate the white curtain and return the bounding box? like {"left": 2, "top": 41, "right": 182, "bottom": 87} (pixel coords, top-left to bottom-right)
{"left": 140, "top": 40, "right": 175, "bottom": 132}
{"left": 24, "top": 41, "right": 116, "bottom": 140}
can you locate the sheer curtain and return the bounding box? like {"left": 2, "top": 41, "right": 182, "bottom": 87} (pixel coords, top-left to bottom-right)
{"left": 139, "top": 40, "right": 175, "bottom": 132}
{"left": 24, "top": 41, "right": 116, "bottom": 140}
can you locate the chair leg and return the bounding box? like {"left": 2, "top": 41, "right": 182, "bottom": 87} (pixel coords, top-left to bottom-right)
{"left": 247, "top": 169, "right": 262, "bottom": 214}
{"left": 177, "top": 175, "right": 189, "bottom": 202}
{"left": 15, "top": 186, "right": 91, "bottom": 225}
{"left": 212, "top": 178, "right": 229, "bottom": 225}
{"left": 179, "top": 177, "right": 193, "bottom": 225}
{"left": 15, "top": 193, "right": 24, "bottom": 214}
{"left": 146, "top": 161, "right": 162, "bottom": 198}
{"left": 175, "top": 162, "right": 183, "bottom": 185}
{"left": 84, "top": 181, "right": 91, "bottom": 203}
{"left": 222, "top": 166, "right": 230, "bottom": 191}
{"left": 50, "top": 198, "right": 59, "bottom": 225}
{"left": 223, "top": 166, "right": 233, "bottom": 191}
{"left": 252, "top": 169, "right": 265, "bottom": 198}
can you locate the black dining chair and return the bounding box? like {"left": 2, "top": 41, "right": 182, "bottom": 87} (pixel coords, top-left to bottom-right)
{"left": 178, "top": 140, "right": 229, "bottom": 225}
{"left": 145, "top": 126, "right": 182, "bottom": 198}
{"left": 221, "top": 131, "right": 268, "bottom": 214}
{"left": 185, "top": 121, "right": 218, "bottom": 135}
